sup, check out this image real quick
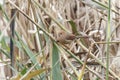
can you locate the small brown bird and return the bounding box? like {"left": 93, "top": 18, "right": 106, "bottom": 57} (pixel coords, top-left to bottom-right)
{"left": 56, "top": 31, "right": 89, "bottom": 44}
{"left": 56, "top": 31, "right": 76, "bottom": 44}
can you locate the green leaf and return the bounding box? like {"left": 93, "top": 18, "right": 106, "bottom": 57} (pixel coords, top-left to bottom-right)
{"left": 52, "top": 42, "right": 63, "bottom": 80}
{"left": 0, "top": 48, "right": 10, "bottom": 58}
{"left": 0, "top": 4, "right": 2, "bottom": 10}
{"left": 92, "top": 0, "right": 108, "bottom": 9}
{"left": 15, "top": 32, "right": 40, "bottom": 69}
{"left": 21, "top": 67, "right": 27, "bottom": 75}
{"left": 0, "top": 4, "right": 9, "bottom": 21}
{"left": 0, "top": 35, "right": 10, "bottom": 58}
{"left": 68, "top": 20, "right": 78, "bottom": 35}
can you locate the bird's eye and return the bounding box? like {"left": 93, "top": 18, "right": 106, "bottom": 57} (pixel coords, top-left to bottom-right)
{"left": 59, "top": 32, "right": 63, "bottom": 37}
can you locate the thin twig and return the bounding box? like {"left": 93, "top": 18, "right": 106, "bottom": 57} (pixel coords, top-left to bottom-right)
{"left": 76, "top": 40, "right": 120, "bottom": 79}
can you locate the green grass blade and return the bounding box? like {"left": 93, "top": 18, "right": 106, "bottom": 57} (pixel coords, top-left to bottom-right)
{"left": 68, "top": 20, "right": 78, "bottom": 35}
{"left": 106, "top": 0, "right": 111, "bottom": 80}
{"left": 15, "top": 32, "right": 40, "bottom": 69}
{"left": 92, "top": 0, "right": 108, "bottom": 9}
{"left": 0, "top": 4, "right": 9, "bottom": 21}
{"left": 52, "top": 42, "right": 63, "bottom": 80}
{"left": 0, "top": 33, "right": 10, "bottom": 58}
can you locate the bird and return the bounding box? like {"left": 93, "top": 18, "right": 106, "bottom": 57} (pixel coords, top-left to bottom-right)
{"left": 56, "top": 31, "right": 76, "bottom": 44}
{"left": 56, "top": 31, "right": 89, "bottom": 44}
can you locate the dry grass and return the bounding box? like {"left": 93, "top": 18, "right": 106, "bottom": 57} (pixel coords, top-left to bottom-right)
{"left": 0, "top": 0, "right": 120, "bottom": 80}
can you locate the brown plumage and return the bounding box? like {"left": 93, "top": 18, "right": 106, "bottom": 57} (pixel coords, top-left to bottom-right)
{"left": 56, "top": 31, "right": 89, "bottom": 44}
{"left": 56, "top": 31, "right": 76, "bottom": 44}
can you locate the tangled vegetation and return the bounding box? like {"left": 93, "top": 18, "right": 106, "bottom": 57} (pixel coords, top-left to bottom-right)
{"left": 0, "top": 0, "right": 120, "bottom": 80}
